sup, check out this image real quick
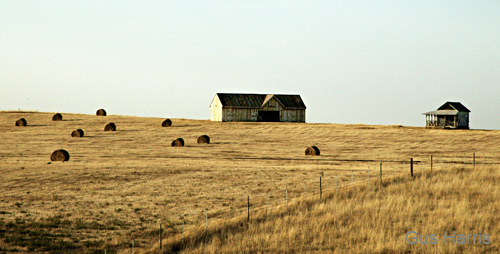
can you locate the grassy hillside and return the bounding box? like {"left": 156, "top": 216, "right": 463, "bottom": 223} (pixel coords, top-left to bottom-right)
{"left": 1, "top": 111, "right": 499, "bottom": 253}
{"left": 162, "top": 165, "right": 499, "bottom": 253}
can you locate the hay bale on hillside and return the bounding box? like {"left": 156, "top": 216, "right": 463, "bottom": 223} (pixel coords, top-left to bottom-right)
{"left": 197, "top": 135, "right": 210, "bottom": 144}
{"left": 171, "top": 138, "right": 184, "bottom": 147}
{"left": 50, "top": 149, "right": 70, "bottom": 161}
{"left": 104, "top": 122, "right": 116, "bottom": 131}
{"left": 15, "top": 118, "right": 27, "bottom": 126}
{"left": 52, "top": 113, "right": 63, "bottom": 121}
{"left": 162, "top": 119, "right": 172, "bottom": 127}
{"left": 71, "top": 129, "right": 84, "bottom": 137}
{"left": 96, "top": 109, "right": 107, "bottom": 116}
{"left": 305, "top": 146, "right": 320, "bottom": 156}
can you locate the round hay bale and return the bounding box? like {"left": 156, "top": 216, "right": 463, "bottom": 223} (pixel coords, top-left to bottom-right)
{"left": 197, "top": 135, "right": 210, "bottom": 144}
{"left": 162, "top": 119, "right": 172, "bottom": 127}
{"left": 71, "top": 129, "right": 84, "bottom": 137}
{"left": 50, "top": 149, "right": 70, "bottom": 161}
{"left": 52, "top": 113, "right": 63, "bottom": 121}
{"left": 96, "top": 109, "right": 107, "bottom": 116}
{"left": 171, "top": 138, "right": 184, "bottom": 147}
{"left": 104, "top": 122, "right": 116, "bottom": 131}
{"left": 15, "top": 118, "right": 27, "bottom": 126}
{"left": 305, "top": 146, "right": 320, "bottom": 156}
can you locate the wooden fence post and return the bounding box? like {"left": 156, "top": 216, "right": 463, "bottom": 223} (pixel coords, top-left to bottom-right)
{"left": 473, "top": 153, "right": 476, "bottom": 169}
{"left": 380, "top": 162, "right": 382, "bottom": 183}
{"left": 267, "top": 193, "right": 269, "bottom": 216}
{"left": 159, "top": 223, "right": 162, "bottom": 250}
{"left": 351, "top": 171, "right": 354, "bottom": 190}
{"left": 320, "top": 177, "right": 322, "bottom": 199}
{"left": 410, "top": 158, "right": 413, "bottom": 177}
{"left": 247, "top": 196, "right": 250, "bottom": 222}
{"left": 431, "top": 155, "right": 433, "bottom": 174}
{"left": 182, "top": 218, "right": 185, "bottom": 245}
{"left": 286, "top": 187, "right": 288, "bottom": 212}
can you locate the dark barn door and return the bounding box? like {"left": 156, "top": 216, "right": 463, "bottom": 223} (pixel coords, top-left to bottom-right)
{"left": 258, "top": 111, "right": 280, "bottom": 122}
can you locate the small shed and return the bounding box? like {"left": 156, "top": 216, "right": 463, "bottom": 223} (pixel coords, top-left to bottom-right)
{"left": 423, "top": 102, "right": 470, "bottom": 129}
{"left": 210, "top": 93, "right": 306, "bottom": 122}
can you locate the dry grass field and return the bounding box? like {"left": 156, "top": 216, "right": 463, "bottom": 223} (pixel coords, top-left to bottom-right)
{"left": 1, "top": 111, "right": 500, "bottom": 253}
{"left": 174, "top": 165, "right": 500, "bottom": 253}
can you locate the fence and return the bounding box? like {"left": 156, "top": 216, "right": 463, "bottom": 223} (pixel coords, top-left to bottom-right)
{"left": 123, "top": 152, "right": 496, "bottom": 253}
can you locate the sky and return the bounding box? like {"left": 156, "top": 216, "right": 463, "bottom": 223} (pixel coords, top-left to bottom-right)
{"left": 1, "top": 1, "right": 499, "bottom": 129}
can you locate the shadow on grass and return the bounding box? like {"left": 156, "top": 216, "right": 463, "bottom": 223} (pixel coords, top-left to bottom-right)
{"left": 0, "top": 216, "right": 129, "bottom": 254}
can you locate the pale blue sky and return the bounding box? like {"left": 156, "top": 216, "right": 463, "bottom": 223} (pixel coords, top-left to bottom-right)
{"left": 1, "top": 1, "right": 499, "bottom": 129}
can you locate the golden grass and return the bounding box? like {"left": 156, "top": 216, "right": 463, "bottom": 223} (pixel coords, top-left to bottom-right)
{"left": 1, "top": 111, "right": 499, "bottom": 253}
{"left": 167, "top": 166, "right": 500, "bottom": 253}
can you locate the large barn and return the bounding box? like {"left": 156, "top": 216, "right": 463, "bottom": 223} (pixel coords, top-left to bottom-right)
{"left": 423, "top": 101, "right": 470, "bottom": 129}
{"left": 210, "top": 93, "right": 306, "bottom": 122}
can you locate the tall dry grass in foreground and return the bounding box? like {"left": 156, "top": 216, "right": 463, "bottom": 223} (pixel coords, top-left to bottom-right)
{"left": 152, "top": 165, "right": 500, "bottom": 253}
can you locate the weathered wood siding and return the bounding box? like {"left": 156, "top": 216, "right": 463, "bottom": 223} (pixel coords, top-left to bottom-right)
{"left": 210, "top": 95, "right": 306, "bottom": 122}
{"left": 261, "top": 97, "right": 281, "bottom": 111}
{"left": 222, "top": 108, "right": 255, "bottom": 122}
{"left": 457, "top": 112, "right": 469, "bottom": 128}
{"left": 261, "top": 97, "right": 305, "bottom": 122}
{"left": 281, "top": 109, "right": 306, "bottom": 122}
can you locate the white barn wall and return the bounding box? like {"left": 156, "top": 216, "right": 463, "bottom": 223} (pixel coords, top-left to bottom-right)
{"left": 210, "top": 96, "right": 223, "bottom": 121}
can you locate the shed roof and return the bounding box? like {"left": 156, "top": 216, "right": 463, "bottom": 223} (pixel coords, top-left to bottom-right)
{"left": 215, "top": 93, "right": 306, "bottom": 109}
{"left": 437, "top": 102, "right": 470, "bottom": 112}
{"left": 422, "top": 101, "right": 470, "bottom": 115}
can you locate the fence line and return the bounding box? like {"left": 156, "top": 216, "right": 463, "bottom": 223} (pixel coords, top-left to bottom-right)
{"left": 148, "top": 153, "right": 496, "bottom": 252}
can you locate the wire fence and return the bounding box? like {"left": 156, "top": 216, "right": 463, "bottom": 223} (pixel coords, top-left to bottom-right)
{"left": 140, "top": 152, "right": 498, "bottom": 252}
{"left": 75, "top": 153, "right": 497, "bottom": 252}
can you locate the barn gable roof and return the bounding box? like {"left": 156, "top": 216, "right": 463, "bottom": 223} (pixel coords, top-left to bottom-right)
{"left": 216, "top": 93, "right": 265, "bottom": 108}
{"left": 215, "top": 93, "right": 306, "bottom": 109}
{"left": 274, "top": 95, "right": 306, "bottom": 109}
{"left": 262, "top": 94, "right": 277, "bottom": 108}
